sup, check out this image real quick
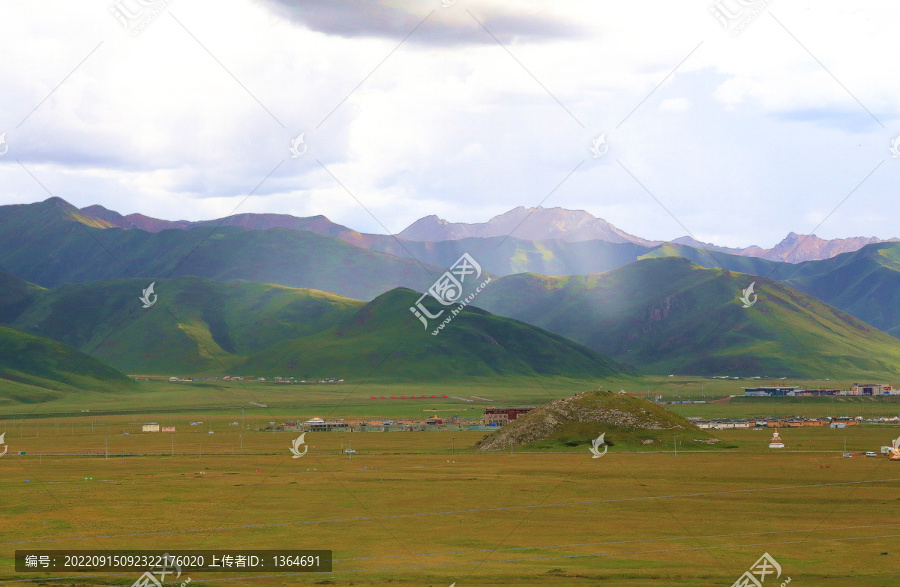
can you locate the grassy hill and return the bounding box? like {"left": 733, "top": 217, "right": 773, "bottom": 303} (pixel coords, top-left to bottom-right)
{"left": 477, "top": 256, "right": 900, "bottom": 380}
{"left": 1, "top": 275, "right": 366, "bottom": 374}
{"left": 0, "top": 325, "right": 132, "bottom": 402}
{"left": 243, "top": 288, "right": 635, "bottom": 381}
{"left": 774, "top": 242, "right": 900, "bottom": 337}
{"left": 0, "top": 275, "right": 633, "bottom": 381}
{"left": 475, "top": 391, "right": 714, "bottom": 452}
{"left": 633, "top": 242, "right": 900, "bottom": 338}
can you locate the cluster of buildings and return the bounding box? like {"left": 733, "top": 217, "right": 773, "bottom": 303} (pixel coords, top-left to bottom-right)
{"left": 690, "top": 416, "right": 861, "bottom": 430}
{"left": 742, "top": 384, "right": 898, "bottom": 397}
{"left": 272, "top": 407, "right": 540, "bottom": 432}
{"left": 138, "top": 376, "right": 346, "bottom": 384}
{"left": 276, "top": 415, "right": 490, "bottom": 432}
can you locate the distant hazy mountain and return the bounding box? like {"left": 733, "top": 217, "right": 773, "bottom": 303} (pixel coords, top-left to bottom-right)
{"left": 398, "top": 206, "right": 659, "bottom": 245}
{"left": 80, "top": 204, "right": 361, "bottom": 237}
{"left": 398, "top": 207, "right": 899, "bottom": 264}
{"left": 745, "top": 232, "right": 900, "bottom": 263}
{"left": 75, "top": 200, "right": 898, "bottom": 264}
{"left": 672, "top": 232, "right": 899, "bottom": 263}
{"left": 0, "top": 198, "right": 444, "bottom": 300}
{"left": 670, "top": 236, "right": 761, "bottom": 256}
{"left": 80, "top": 204, "right": 190, "bottom": 231}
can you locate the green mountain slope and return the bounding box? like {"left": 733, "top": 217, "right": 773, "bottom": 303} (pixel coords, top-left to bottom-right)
{"left": 0, "top": 325, "right": 132, "bottom": 399}
{"left": 774, "top": 243, "right": 900, "bottom": 337}
{"left": 637, "top": 242, "right": 900, "bottom": 338}
{"left": 242, "top": 288, "right": 634, "bottom": 381}
{"left": 477, "top": 256, "right": 900, "bottom": 380}
{"left": 1, "top": 275, "right": 632, "bottom": 380}
{"left": 3, "top": 276, "right": 364, "bottom": 374}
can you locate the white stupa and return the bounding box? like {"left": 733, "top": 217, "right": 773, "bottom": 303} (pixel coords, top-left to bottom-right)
{"left": 768, "top": 430, "right": 785, "bottom": 449}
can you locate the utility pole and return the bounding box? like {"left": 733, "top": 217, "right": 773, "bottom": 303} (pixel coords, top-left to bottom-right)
{"left": 105, "top": 437, "right": 108, "bottom": 460}
{"left": 242, "top": 406, "right": 245, "bottom": 429}
{"left": 451, "top": 437, "right": 456, "bottom": 455}
{"left": 674, "top": 436, "right": 677, "bottom": 457}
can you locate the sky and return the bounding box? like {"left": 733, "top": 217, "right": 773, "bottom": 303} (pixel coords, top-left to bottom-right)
{"left": 0, "top": 0, "right": 898, "bottom": 248}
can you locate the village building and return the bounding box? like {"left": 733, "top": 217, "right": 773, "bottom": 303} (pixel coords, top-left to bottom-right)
{"left": 482, "top": 407, "right": 535, "bottom": 426}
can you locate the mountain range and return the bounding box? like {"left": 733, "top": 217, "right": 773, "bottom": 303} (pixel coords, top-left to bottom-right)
{"left": 5, "top": 197, "right": 900, "bottom": 335}
{"left": 75, "top": 201, "right": 899, "bottom": 264}
{"left": 3, "top": 196, "right": 900, "bottom": 390}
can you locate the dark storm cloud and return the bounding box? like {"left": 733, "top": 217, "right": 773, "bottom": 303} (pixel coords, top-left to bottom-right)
{"left": 257, "top": 0, "right": 582, "bottom": 46}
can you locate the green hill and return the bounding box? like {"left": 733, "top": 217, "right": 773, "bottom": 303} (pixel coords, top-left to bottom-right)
{"left": 774, "top": 243, "right": 900, "bottom": 337}
{"left": 0, "top": 325, "right": 132, "bottom": 401}
{"left": 0, "top": 275, "right": 632, "bottom": 380}
{"left": 2, "top": 275, "right": 365, "bottom": 374}
{"left": 242, "top": 288, "right": 634, "bottom": 381}
{"left": 629, "top": 242, "right": 900, "bottom": 339}
{"left": 477, "top": 256, "right": 900, "bottom": 380}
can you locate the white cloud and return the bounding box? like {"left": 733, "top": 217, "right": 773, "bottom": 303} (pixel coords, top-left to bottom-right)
{"left": 0, "top": 0, "right": 899, "bottom": 247}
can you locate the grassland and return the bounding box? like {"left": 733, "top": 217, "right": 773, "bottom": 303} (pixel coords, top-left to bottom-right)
{"left": 1, "top": 378, "right": 899, "bottom": 585}
{"left": 0, "top": 421, "right": 898, "bottom": 586}
{"left": 3, "top": 376, "right": 900, "bottom": 423}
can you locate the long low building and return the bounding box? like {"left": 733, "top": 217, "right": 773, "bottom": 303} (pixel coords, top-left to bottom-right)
{"left": 743, "top": 385, "right": 897, "bottom": 397}
{"left": 483, "top": 407, "right": 535, "bottom": 426}
{"left": 742, "top": 387, "right": 796, "bottom": 396}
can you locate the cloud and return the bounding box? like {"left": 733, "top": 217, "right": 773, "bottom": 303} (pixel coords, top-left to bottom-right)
{"left": 659, "top": 98, "right": 691, "bottom": 112}
{"left": 255, "top": 0, "right": 583, "bottom": 46}
{"left": 2, "top": 0, "right": 900, "bottom": 248}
